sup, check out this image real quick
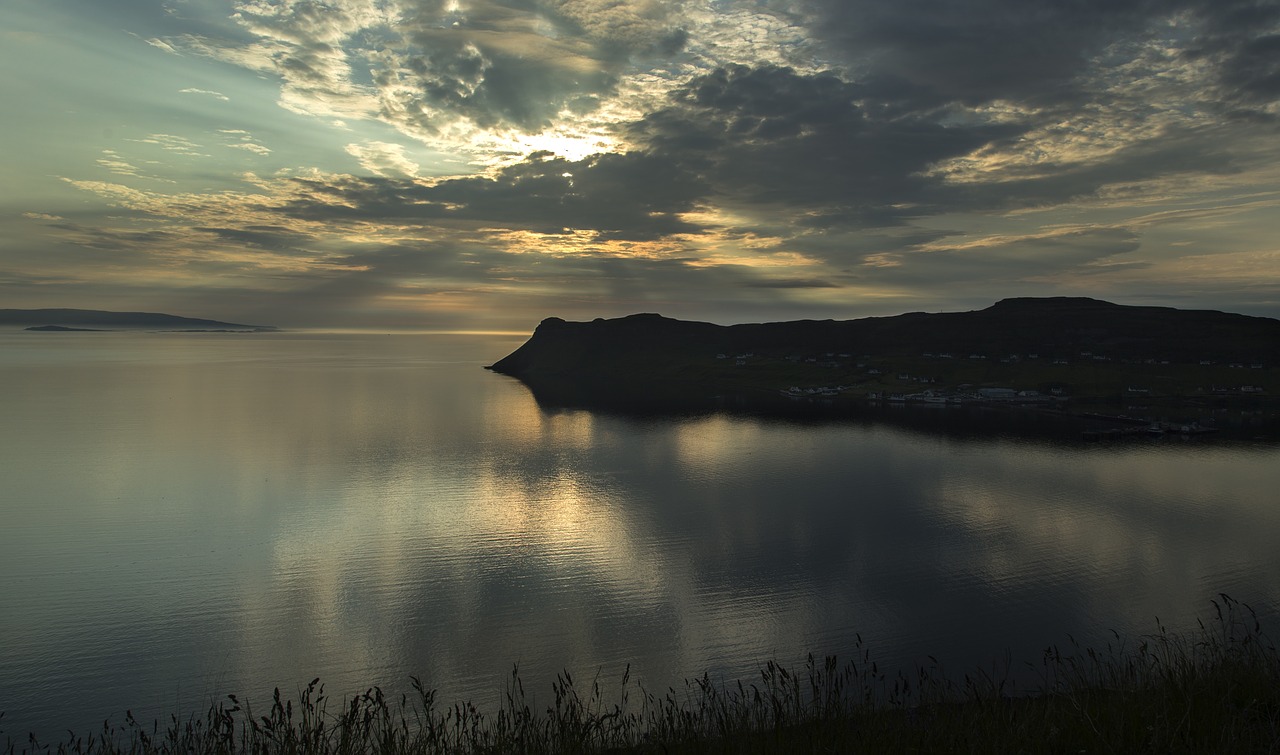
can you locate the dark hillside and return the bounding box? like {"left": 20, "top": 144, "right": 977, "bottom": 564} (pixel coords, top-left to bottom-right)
{"left": 490, "top": 297, "right": 1280, "bottom": 379}
{"left": 486, "top": 298, "right": 1280, "bottom": 422}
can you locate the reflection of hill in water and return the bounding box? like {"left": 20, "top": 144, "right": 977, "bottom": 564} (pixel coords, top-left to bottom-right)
{"left": 487, "top": 296, "right": 1280, "bottom": 445}
{"left": 506, "top": 373, "right": 1280, "bottom": 445}
{"left": 507, "top": 376, "right": 1079, "bottom": 445}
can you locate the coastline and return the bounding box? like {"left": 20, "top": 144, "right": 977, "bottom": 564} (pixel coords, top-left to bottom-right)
{"left": 486, "top": 301, "right": 1280, "bottom": 441}
{"left": 500, "top": 372, "right": 1280, "bottom": 443}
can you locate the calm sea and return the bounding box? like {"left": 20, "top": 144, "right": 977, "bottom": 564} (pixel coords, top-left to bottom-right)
{"left": 2, "top": 330, "right": 1279, "bottom": 742}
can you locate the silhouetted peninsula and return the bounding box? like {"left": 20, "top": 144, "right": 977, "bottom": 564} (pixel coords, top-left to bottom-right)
{"left": 2, "top": 308, "right": 276, "bottom": 332}
{"left": 24, "top": 325, "right": 108, "bottom": 332}
{"left": 487, "top": 298, "right": 1279, "bottom": 416}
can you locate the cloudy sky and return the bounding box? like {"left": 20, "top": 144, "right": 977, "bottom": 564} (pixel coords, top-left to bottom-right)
{"left": 3, "top": 0, "right": 1279, "bottom": 331}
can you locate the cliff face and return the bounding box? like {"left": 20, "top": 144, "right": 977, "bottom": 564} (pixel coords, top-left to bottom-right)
{"left": 488, "top": 298, "right": 1280, "bottom": 381}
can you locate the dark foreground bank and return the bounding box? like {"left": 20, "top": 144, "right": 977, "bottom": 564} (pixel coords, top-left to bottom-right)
{"left": 4, "top": 596, "right": 1277, "bottom": 754}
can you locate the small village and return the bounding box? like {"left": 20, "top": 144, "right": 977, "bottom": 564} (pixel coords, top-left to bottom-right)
{"left": 709, "top": 347, "right": 1273, "bottom": 439}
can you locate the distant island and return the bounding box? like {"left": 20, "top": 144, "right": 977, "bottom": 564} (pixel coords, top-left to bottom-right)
{"left": 488, "top": 297, "right": 1279, "bottom": 433}
{"left": 24, "top": 324, "right": 108, "bottom": 332}
{"left": 1, "top": 308, "right": 276, "bottom": 332}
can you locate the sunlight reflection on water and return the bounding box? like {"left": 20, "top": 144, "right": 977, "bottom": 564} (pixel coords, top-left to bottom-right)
{"left": 2, "top": 330, "right": 1279, "bottom": 741}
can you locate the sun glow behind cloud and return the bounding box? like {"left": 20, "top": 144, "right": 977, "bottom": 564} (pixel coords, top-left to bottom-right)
{"left": 2, "top": 0, "right": 1279, "bottom": 328}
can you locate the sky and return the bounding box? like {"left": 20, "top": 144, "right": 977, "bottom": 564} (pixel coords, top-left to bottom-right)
{"left": 2, "top": 0, "right": 1279, "bottom": 332}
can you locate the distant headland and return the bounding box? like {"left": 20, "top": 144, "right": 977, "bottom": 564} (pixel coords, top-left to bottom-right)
{"left": 1, "top": 308, "right": 277, "bottom": 332}
{"left": 487, "top": 297, "right": 1279, "bottom": 432}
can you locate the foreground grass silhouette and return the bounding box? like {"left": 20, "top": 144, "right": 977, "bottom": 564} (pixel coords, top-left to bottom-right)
{"left": 5, "top": 595, "right": 1278, "bottom": 754}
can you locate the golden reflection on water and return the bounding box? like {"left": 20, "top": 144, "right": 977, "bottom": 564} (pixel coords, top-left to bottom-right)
{"left": 4, "top": 332, "right": 1280, "bottom": 742}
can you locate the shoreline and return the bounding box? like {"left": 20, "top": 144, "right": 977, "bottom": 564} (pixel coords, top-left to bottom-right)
{"left": 499, "top": 370, "right": 1280, "bottom": 443}
{"left": 485, "top": 302, "right": 1279, "bottom": 441}
{"left": 6, "top": 597, "right": 1275, "bottom": 754}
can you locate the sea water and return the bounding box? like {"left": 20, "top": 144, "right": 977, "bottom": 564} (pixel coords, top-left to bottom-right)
{"left": 2, "top": 330, "right": 1279, "bottom": 742}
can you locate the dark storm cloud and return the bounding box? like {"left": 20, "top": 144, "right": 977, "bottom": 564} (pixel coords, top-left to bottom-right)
{"left": 123, "top": 0, "right": 1280, "bottom": 315}
{"left": 271, "top": 56, "right": 1263, "bottom": 259}
{"left": 0, "top": 269, "right": 81, "bottom": 287}
{"left": 622, "top": 57, "right": 1277, "bottom": 250}
{"left": 195, "top": 225, "right": 315, "bottom": 253}
{"left": 742, "top": 278, "right": 841, "bottom": 289}
{"left": 948, "top": 125, "right": 1258, "bottom": 213}
{"left": 329, "top": 238, "right": 517, "bottom": 280}
{"left": 50, "top": 224, "right": 182, "bottom": 252}
{"left": 1182, "top": 3, "right": 1280, "bottom": 109}
{"left": 281, "top": 150, "right": 709, "bottom": 240}
{"left": 800, "top": 0, "right": 1150, "bottom": 107}
{"left": 860, "top": 228, "right": 1144, "bottom": 287}
{"left": 179, "top": 0, "right": 1280, "bottom": 261}
{"left": 629, "top": 64, "right": 1023, "bottom": 223}
{"left": 801, "top": 0, "right": 1280, "bottom": 111}
{"left": 278, "top": 243, "right": 480, "bottom": 303}
{"left": 1211, "top": 33, "right": 1280, "bottom": 107}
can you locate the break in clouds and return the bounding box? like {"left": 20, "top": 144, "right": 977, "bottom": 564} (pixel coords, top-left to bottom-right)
{"left": 7, "top": 0, "right": 1280, "bottom": 328}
